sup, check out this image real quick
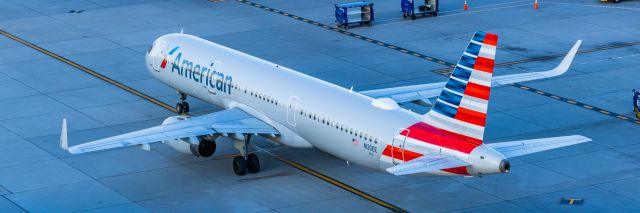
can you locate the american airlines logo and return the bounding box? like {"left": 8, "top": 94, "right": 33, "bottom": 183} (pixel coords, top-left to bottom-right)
{"left": 165, "top": 46, "right": 233, "bottom": 95}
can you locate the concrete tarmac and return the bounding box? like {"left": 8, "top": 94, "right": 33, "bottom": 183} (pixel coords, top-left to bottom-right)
{"left": 0, "top": 0, "right": 639, "bottom": 212}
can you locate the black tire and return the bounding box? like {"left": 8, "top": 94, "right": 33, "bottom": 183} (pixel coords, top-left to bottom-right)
{"left": 176, "top": 103, "right": 184, "bottom": 114}
{"left": 247, "top": 153, "right": 260, "bottom": 173}
{"left": 433, "top": 12, "right": 438, "bottom": 17}
{"left": 402, "top": 13, "right": 407, "bottom": 18}
{"left": 233, "top": 156, "right": 247, "bottom": 176}
{"left": 411, "top": 14, "right": 416, "bottom": 20}
{"left": 613, "top": 0, "right": 620, "bottom": 3}
{"left": 367, "top": 22, "right": 373, "bottom": 26}
{"left": 345, "top": 25, "right": 349, "bottom": 29}
{"left": 183, "top": 102, "right": 190, "bottom": 113}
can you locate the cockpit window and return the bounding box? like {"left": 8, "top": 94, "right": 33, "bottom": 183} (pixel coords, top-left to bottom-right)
{"left": 147, "top": 44, "right": 154, "bottom": 53}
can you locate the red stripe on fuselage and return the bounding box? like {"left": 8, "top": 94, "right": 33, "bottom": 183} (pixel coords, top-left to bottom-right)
{"left": 473, "top": 57, "right": 494, "bottom": 73}
{"left": 464, "top": 82, "right": 491, "bottom": 100}
{"left": 382, "top": 145, "right": 423, "bottom": 161}
{"left": 402, "top": 122, "right": 482, "bottom": 154}
{"left": 382, "top": 145, "right": 471, "bottom": 176}
{"left": 455, "top": 107, "right": 487, "bottom": 127}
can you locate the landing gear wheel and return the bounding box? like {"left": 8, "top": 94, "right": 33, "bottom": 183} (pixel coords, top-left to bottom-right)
{"left": 233, "top": 156, "right": 247, "bottom": 176}
{"left": 176, "top": 103, "right": 185, "bottom": 114}
{"left": 182, "top": 102, "right": 189, "bottom": 113}
{"left": 247, "top": 153, "right": 260, "bottom": 173}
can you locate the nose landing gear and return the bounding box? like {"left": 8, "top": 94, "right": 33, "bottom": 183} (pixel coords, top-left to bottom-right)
{"left": 176, "top": 92, "right": 189, "bottom": 114}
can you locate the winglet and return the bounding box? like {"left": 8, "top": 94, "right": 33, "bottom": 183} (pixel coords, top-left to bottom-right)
{"left": 544, "top": 40, "right": 582, "bottom": 77}
{"left": 60, "top": 119, "right": 68, "bottom": 151}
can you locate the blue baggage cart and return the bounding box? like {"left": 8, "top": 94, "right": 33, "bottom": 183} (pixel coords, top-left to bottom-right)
{"left": 335, "top": 1, "right": 374, "bottom": 29}
{"left": 401, "top": 0, "right": 438, "bottom": 20}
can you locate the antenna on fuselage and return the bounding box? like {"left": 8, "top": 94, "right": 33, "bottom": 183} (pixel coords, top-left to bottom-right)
{"left": 349, "top": 86, "right": 353, "bottom": 93}
{"left": 180, "top": 28, "right": 184, "bottom": 34}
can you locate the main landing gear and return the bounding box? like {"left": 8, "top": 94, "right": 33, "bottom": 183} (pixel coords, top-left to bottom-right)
{"left": 176, "top": 92, "right": 190, "bottom": 114}
{"left": 232, "top": 134, "right": 260, "bottom": 176}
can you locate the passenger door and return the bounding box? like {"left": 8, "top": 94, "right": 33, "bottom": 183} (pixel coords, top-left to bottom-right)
{"left": 287, "top": 95, "right": 299, "bottom": 126}
{"left": 392, "top": 128, "right": 410, "bottom": 165}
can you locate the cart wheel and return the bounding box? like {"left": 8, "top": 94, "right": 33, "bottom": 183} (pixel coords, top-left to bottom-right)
{"left": 345, "top": 25, "right": 349, "bottom": 29}
{"left": 433, "top": 12, "right": 438, "bottom": 17}
{"left": 402, "top": 13, "right": 407, "bottom": 18}
{"left": 367, "top": 22, "right": 372, "bottom": 26}
{"left": 336, "top": 23, "right": 341, "bottom": 27}
{"left": 411, "top": 14, "right": 416, "bottom": 20}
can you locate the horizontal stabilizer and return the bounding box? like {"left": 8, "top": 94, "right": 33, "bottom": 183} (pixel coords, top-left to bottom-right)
{"left": 359, "top": 40, "right": 581, "bottom": 104}
{"left": 488, "top": 135, "right": 591, "bottom": 158}
{"left": 492, "top": 40, "right": 581, "bottom": 86}
{"left": 386, "top": 154, "right": 469, "bottom": 176}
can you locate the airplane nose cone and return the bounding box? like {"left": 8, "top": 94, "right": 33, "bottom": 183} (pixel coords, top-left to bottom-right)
{"left": 499, "top": 160, "right": 511, "bottom": 173}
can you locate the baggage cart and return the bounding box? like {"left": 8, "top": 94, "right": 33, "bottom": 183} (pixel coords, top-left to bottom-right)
{"left": 335, "top": 1, "right": 374, "bottom": 29}
{"left": 401, "top": 0, "right": 438, "bottom": 20}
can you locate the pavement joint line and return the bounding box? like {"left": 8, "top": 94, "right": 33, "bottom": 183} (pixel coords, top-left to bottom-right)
{"left": 510, "top": 83, "right": 640, "bottom": 125}
{"left": 0, "top": 29, "right": 178, "bottom": 114}
{"left": 0, "top": 28, "right": 412, "bottom": 212}
{"left": 234, "top": 0, "right": 453, "bottom": 69}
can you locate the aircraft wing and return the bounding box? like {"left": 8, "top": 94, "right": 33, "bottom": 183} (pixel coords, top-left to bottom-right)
{"left": 487, "top": 135, "right": 591, "bottom": 158}
{"left": 386, "top": 154, "right": 469, "bottom": 176}
{"left": 60, "top": 108, "right": 279, "bottom": 154}
{"left": 360, "top": 40, "right": 582, "bottom": 104}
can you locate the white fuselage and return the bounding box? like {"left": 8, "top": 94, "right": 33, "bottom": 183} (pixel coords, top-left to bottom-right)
{"left": 145, "top": 34, "right": 427, "bottom": 172}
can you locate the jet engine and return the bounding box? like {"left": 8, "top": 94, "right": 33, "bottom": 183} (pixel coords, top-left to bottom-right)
{"left": 161, "top": 116, "right": 218, "bottom": 157}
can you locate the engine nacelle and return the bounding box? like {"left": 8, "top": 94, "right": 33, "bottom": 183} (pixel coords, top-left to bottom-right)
{"left": 162, "top": 116, "right": 218, "bottom": 157}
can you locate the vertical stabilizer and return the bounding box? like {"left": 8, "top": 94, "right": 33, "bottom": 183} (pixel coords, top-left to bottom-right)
{"left": 424, "top": 31, "right": 498, "bottom": 144}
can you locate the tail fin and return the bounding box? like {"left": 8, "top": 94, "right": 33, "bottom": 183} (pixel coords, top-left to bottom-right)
{"left": 424, "top": 31, "right": 498, "bottom": 143}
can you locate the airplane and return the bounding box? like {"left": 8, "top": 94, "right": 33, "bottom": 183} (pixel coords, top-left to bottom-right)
{"left": 60, "top": 31, "right": 590, "bottom": 177}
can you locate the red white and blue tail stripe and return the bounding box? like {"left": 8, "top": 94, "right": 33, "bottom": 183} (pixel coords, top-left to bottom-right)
{"left": 424, "top": 31, "right": 497, "bottom": 146}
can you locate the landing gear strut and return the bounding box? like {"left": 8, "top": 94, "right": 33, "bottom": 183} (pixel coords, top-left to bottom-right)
{"left": 233, "top": 134, "right": 260, "bottom": 176}
{"left": 176, "top": 92, "right": 189, "bottom": 114}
